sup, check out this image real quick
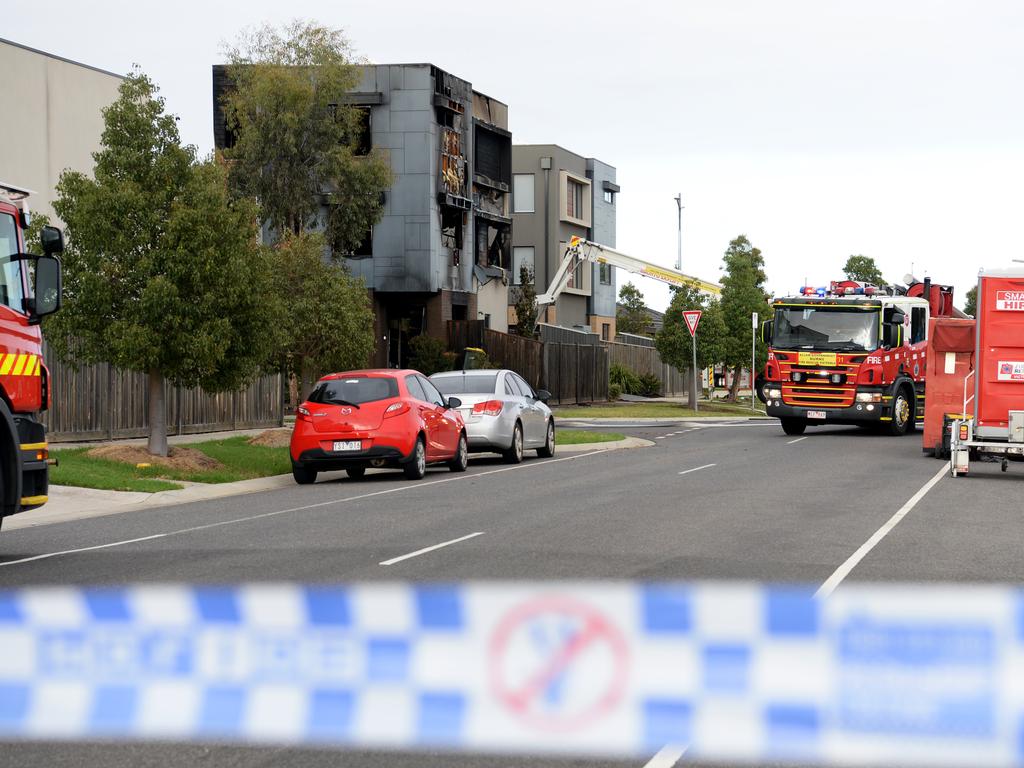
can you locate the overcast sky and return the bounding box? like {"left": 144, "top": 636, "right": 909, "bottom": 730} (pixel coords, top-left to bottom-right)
{"left": 8, "top": 1, "right": 1023, "bottom": 311}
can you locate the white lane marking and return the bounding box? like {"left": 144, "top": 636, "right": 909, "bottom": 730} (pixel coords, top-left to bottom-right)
{"left": 0, "top": 534, "right": 169, "bottom": 567}
{"left": 0, "top": 450, "right": 607, "bottom": 568}
{"left": 379, "top": 532, "right": 484, "bottom": 566}
{"left": 656, "top": 436, "right": 667, "bottom": 440}
{"left": 679, "top": 463, "right": 716, "bottom": 475}
{"left": 787, "top": 436, "right": 809, "bottom": 444}
{"left": 644, "top": 743, "right": 688, "bottom": 767}
{"left": 816, "top": 464, "right": 948, "bottom": 598}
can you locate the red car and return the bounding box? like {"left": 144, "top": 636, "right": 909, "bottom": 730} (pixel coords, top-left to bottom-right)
{"left": 289, "top": 369, "right": 468, "bottom": 484}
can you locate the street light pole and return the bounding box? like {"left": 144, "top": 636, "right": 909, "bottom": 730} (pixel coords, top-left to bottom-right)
{"left": 674, "top": 194, "right": 683, "bottom": 271}
{"left": 751, "top": 312, "right": 758, "bottom": 412}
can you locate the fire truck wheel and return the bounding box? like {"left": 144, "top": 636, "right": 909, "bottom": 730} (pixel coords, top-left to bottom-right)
{"left": 781, "top": 417, "right": 806, "bottom": 436}
{"left": 887, "top": 388, "right": 914, "bottom": 436}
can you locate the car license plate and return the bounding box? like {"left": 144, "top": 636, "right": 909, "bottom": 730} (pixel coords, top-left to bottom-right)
{"left": 807, "top": 410, "right": 827, "bottom": 420}
{"left": 333, "top": 440, "right": 362, "bottom": 452}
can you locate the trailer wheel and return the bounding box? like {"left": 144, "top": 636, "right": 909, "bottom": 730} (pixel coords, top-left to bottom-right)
{"left": 781, "top": 417, "right": 806, "bottom": 436}
{"left": 887, "top": 388, "right": 913, "bottom": 436}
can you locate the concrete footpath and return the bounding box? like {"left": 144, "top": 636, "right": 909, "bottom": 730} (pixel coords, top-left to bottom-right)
{"left": 7, "top": 437, "right": 651, "bottom": 532}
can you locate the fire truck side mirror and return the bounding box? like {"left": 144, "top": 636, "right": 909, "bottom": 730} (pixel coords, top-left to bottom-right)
{"left": 760, "top": 320, "right": 774, "bottom": 345}
{"left": 882, "top": 308, "right": 906, "bottom": 348}
{"left": 29, "top": 254, "right": 62, "bottom": 323}
{"left": 40, "top": 226, "right": 64, "bottom": 256}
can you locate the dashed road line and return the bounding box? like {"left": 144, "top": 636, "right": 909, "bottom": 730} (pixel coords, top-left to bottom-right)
{"left": 679, "top": 463, "right": 716, "bottom": 476}
{"left": 379, "top": 532, "right": 484, "bottom": 566}
{"left": 787, "top": 436, "right": 810, "bottom": 444}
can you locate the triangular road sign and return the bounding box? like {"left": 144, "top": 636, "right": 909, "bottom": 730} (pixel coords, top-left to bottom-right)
{"left": 682, "top": 310, "right": 702, "bottom": 337}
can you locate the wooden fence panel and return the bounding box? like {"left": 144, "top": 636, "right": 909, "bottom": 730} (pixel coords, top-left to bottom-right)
{"left": 41, "top": 343, "right": 283, "bottom": 442}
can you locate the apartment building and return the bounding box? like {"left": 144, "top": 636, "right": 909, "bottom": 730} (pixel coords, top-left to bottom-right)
{"left": 213, "top": 63, "right": 511, "bottom": 367}
{"left": 510, "top": 145, "right": 619, "bottom": 339}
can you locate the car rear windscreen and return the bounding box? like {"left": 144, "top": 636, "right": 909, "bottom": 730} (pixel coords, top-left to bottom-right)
{"left": 432, "top": 374, "right": 498, "bottom": 395}
{"left": 310, "top": 377, "right": 398, "bottom": 405}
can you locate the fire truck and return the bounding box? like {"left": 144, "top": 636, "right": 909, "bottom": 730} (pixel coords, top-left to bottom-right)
{"left": 760, "top": 276, "right": 959, "bottom": 436}
{"left": 0, "top": 182, "right": 64, "bottom": 529}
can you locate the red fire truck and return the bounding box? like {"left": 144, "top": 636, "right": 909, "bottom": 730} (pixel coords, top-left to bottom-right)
{"left": 0, "top": 182, "right": 63, "bottom": 529}
{"left": 760, "top": 277, "right": 959, "bottom": 436}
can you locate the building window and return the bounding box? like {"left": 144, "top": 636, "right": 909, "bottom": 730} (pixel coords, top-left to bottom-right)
{"left": 599, "top": 263, "right": 612, "bottom": 285}
{"left": 513, "top": 246, "right": 535, "bottom": 284}
{"left": 567, "top": 179, "right": 584, "bottom": 219}
{"left": 601, "top": 323, "right": 611, "bottom": 341}
{"left": 603, "top": 190, "right": 615, "bottom": 204}
{"left": 513, "top": 174, "right": 535, "bottom": 213}
{"left": 568, "top": 257, "right": 583, "bottom": 289}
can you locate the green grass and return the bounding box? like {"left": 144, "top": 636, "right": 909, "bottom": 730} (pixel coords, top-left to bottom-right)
{"left": 52, "top": 436, "right": 293, "bottom": 493}
{"left": 50, "top": 450, "right": 185, "bottom": 493}
{"left": 557, "top": 429, "right": 625, "bottom": 444}
{"left": 554, "top": 401, "right": 766, "bottom": 419}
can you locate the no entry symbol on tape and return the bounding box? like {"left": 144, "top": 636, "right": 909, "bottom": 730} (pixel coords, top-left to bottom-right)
{"left": 488, "top": 595, "right": 629, "bottom": 731}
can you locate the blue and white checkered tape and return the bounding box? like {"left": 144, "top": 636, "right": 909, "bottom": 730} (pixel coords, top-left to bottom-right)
{"left": 0, "top": 581, "right": 1022, "bottom": 765}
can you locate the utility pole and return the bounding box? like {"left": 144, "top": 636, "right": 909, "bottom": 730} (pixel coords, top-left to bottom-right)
{"left": 751, "top": 312, "right": 758, "bottom": 412}
{"left": 674, "top": 194, "right": 683, "bottom": 271}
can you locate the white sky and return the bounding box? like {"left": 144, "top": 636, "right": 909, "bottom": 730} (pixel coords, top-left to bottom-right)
{"left": 8, "top": 0, "right": 1023, "bottom": 311}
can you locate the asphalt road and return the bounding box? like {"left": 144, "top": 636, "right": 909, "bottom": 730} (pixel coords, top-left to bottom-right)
{"left": 2, "top": 418, "right": 1023, "bottom": 767}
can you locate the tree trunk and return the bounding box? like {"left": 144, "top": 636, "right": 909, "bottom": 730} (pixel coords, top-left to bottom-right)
{"left": 147, "top": 369, "right": 168, "bottom": 457}
{"left": 727, "top": 364, "right": 743, "bottom": 402}
{"left": 298, "top": 359, "right": 317, "bottom": 404}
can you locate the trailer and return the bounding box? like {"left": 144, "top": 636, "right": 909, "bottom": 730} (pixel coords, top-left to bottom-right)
{"left": 949, "top": 268, "right": 1024, "bottom": 477}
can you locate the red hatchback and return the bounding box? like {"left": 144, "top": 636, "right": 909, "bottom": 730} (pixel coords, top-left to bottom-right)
{"left": 290, "top": 370, "right": 468, "bottom": 484}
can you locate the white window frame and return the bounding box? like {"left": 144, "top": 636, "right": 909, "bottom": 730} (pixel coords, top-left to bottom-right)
{"left": 513, "top": 246, "right": 535, "bottom": 285}
{"left": 513, "top": 174, "right": 535, "bottom": 213}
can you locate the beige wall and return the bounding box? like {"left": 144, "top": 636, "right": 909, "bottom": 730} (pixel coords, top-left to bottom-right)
{"left": 475, "top": 277, "right": 510, "bottom": 333}
{"left": 0, "top": 40, "right": 123, "bottom": 225}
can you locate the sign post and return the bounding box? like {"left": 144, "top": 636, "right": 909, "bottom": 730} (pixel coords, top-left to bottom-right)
{"left": 752, "top": 312, "right": 758, "bottom": 412}
{"left": 683, "top": 310, "right": 702, "bottom": 413}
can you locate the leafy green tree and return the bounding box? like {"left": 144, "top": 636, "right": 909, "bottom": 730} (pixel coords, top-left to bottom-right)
{"left": 22, "top": 211, "right": 51, "bottom": 254}
{"left": 656, "top": 284, "right": 727, "bottom": 407}
{"left": 221, "top": 21, "right": 391, "bottom": 250}
{"left": 843, "top": 254, "right": 887, "bottom": 285}
{"left": 617, "top": 283, "right": 649, "bottom": 335}
{"left": 50, "top": 71, "right": 278, "bottom": 456}
{"left": 719, "top": 235, "right": 770, "bottom": 401}
{"left": 273, "top": 233, "right": 375, "bottom": 398}
{"left": 408, "top": 334, "right": 449, "bottom": 377}
{"left": 964, "top": 285, "right": 977, "bottom": 317}
{"left": 513, "top": 265, "right": 538, "bottom": 338}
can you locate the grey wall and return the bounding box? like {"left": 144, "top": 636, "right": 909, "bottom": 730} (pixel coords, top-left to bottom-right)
{"left": 512, "top": 144, "right": 591, "bottom": 328}
{"left": 587, "top": 157, "right": 618, "bottom": 319}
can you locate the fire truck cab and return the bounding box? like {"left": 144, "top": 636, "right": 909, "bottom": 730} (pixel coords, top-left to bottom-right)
{"left": 761, "top": 280, "right": 946, "bottom": 436}
{"left": 0, "top": 181, "right": 64, "bottom": 528}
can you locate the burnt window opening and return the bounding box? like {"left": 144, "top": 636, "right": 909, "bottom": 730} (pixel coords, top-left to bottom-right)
{"left": 474, "top": 125, "right": 511, "bottom": 186}
{"left": 441, "top": 208, "right": 464, "bottom": 266}
{"left": 476, "top": 224, "right": 510, "bottom": 270}
{"left": 344, "top": 228, "right": 372, "bottom": 259}
{"left": 328, "top": 104, "right": 372, "bottom": 155}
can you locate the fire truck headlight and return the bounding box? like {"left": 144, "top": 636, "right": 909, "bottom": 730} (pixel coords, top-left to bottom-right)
{"left": 856, "top": 392, "right": 882, "bottom": 403}
{"left": 765, "top": 387, "right": 782, "bottom": 400}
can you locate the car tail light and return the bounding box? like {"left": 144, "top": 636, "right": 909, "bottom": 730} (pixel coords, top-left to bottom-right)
{"left": 297, "top": 405, "right": 312, "bottom": 422}
{"left": 472, "top": 400, "right": 503, "bottom": 416}
{"left": 384, "top": 402, "right": 409, "bottom": 417}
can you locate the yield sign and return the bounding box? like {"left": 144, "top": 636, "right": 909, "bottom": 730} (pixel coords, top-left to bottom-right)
{"left": 682, "top": 310, "right": 702, "bottom": 337}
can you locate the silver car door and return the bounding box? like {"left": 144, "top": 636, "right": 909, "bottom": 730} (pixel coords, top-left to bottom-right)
{"left": 512, "top": 372, "right": 544, "bottom": 446}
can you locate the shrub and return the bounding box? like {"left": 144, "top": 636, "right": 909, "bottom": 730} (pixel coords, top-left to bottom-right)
{"left": 608, "top": 382, "right": 623, "bottom": 401}
{"left": 408, "top": 335, "right": 449, "bottom": 376}
{"left": 637, "top": 373, "right": 662, "bottom": 397}
{"left": 609, "top": 363, "right": 641, "bottom": 395}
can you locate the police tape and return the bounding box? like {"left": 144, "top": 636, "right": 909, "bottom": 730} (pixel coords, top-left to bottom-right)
{"left": 0, "top": 581, "right": 1020, "bottom": 764}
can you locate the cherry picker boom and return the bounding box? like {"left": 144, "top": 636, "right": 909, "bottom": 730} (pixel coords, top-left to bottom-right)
{"left": 534, "top": 236, "right": 721, "bottom": 325}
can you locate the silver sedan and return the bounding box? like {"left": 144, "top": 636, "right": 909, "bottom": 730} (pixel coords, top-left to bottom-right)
{"left": 429, "top": 369, "right": 555, "bottom": 463}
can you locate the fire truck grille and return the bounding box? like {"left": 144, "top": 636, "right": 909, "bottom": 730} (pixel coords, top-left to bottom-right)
{"left": 782, "top": 384, "right": 855, "bottom": 408}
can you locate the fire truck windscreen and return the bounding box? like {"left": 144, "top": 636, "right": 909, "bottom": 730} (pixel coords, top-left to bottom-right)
{"left": 0, "top": 212, "right": 26, "bottom": 311}
{"left": 774, "top": 306, "right": 879, "bottom": 351}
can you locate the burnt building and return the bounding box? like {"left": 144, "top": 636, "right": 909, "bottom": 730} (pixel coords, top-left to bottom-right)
{"left": 212, "top": 63, "right": 511, "bottom": 367}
